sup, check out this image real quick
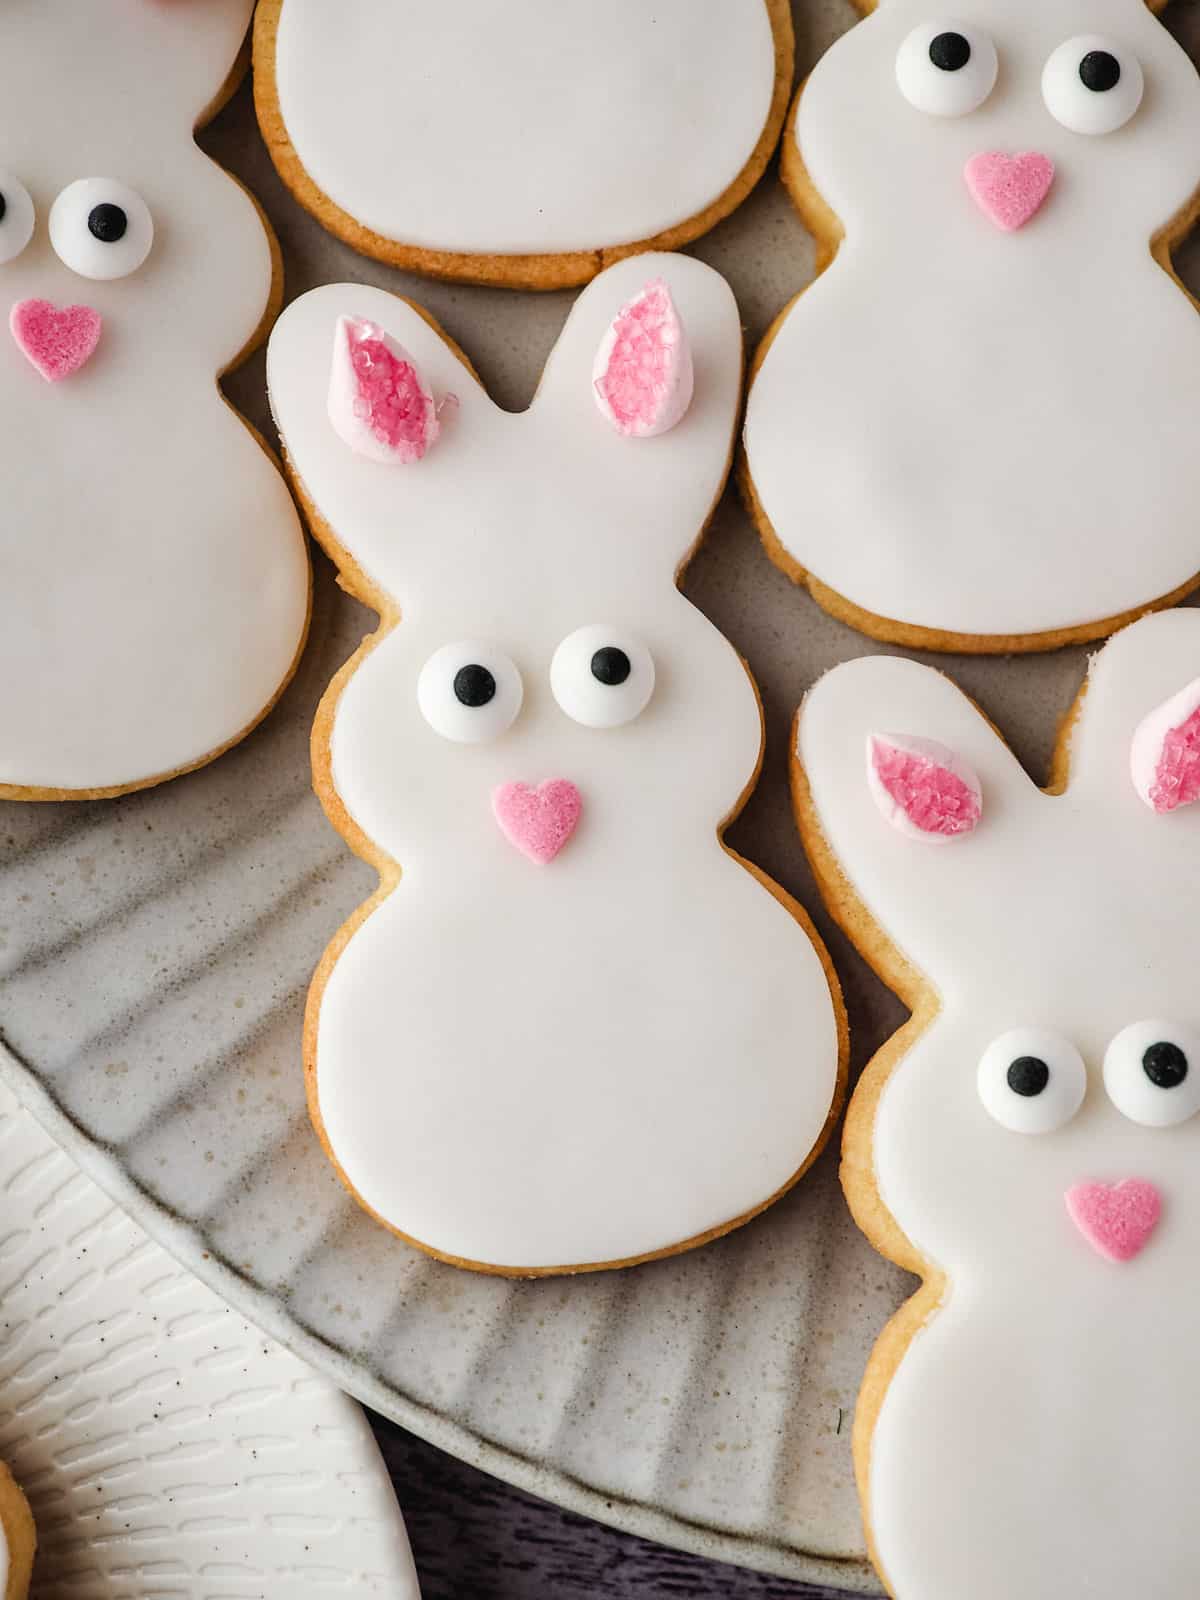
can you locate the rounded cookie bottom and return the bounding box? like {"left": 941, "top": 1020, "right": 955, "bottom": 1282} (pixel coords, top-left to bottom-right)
{"left": 251, "top": 0, "right": 796, "bottom": 291}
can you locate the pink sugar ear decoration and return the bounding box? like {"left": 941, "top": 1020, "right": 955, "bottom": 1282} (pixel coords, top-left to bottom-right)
{"left": 593, "top": 278, "right": 694, "bottom": 438}
{"left": 492, "top": 780, "right": 583, "bottom": 865}
{"left": 1066, "top": 1180, "right": 1162, "bottom": 1264}
{"left": 10, "top": 298, "right": 103, "bottom": 382}
{"left": 867, "top": 733, "right": 982, "bottom": 843}
{"left": 964, "top": 151, "right": 1055, "bottom": 233}
{"left": 1130, "top": 677, "right": 1200, "bottom": 814}
{"left": 328, "top": 314, "right": 439, "bottom": 464}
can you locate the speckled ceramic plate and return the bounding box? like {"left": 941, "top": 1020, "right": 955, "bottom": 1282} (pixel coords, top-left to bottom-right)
{"left": 4, "top": 2, "right": 1200, "bottom": 1592}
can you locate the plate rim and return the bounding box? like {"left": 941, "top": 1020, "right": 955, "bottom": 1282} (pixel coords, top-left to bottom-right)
{"left": 0, "top": 1038, "right": 877, "bottom": 1595}
{"left": 0, "top": 1049, "right": 422, "bottom": 1597}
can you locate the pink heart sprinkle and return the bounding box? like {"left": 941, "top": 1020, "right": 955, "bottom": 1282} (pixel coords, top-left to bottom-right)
{"left": 1065, "top": 1179, "right": 1162, "bottom": 1263}
{"left": 10, "top": 298, "right": 103, "bottom": 382}
{"left": 964, "top": 151, "right": 1055, "bottom": 233}
{"left": 492, "top": 780, "right": 583, "bottom": 865}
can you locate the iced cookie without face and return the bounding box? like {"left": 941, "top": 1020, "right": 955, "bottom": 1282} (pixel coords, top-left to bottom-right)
{"left": 796, "top": 610, "right": 1200, "bottom": 1597}
{"left": 267, "top": 253, "right": 845, "bottom": 1275}
{"left": 743, "top": 0, "right": 1200, "bottom": 652}
{"left": 254, "top": 0, "right": 793, "bottom": 289}
{"left": 0, "top": 0, "right": 309, "bottom": 800}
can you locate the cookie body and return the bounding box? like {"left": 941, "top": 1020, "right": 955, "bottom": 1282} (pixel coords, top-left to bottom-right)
{"left": 0, "top": 0, "right": 309, "bottom": 799}
{"left": 796, "top": 610, "right": 1200, "bottom": 1595}
{"left": 255, "top": 0, "right": 793, "bottom": 288}
{"left": 744, "top": 0, "right": 1200, "bottom": 651}
{"left": 267, "top": 254, "right": 844, "bottom": 1275}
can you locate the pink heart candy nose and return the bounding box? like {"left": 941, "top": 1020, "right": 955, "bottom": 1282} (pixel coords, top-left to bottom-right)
{"left": 11, "top": 298, "right": 103, "bottom": 382}
{"left": 1065, "top": 1179, "right": 1162, "bottom": 1263}
{"left": 964, "top": 151, "right": 1055, "bottom": 232}
{"left": 492, "top": 780, "right": 582, "bottom": 864}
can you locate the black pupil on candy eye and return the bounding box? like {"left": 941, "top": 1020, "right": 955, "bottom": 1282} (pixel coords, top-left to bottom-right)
{"left": 453, "top": 663, "right": 496, "bottom": 707}
{"left": 1007, "top": 1056, "right": 1050, "bottom": 1097}
{"left": 1079, "top": 50, "right": 1121, "bottom": 92}
{"left": 590, "top": 646, "right": 632, "bottom": 687}
{"left": 929, "top": 31, "right": 971, "bottom": 72}
{"left": 0, "top": 194, "right": 7, "bottom": 225}
{"left": 1143, "top": 1040, "right": 1188, "bottom": 1089}
{"left": 88, "top": 203, "right": 128, "bottom": 243}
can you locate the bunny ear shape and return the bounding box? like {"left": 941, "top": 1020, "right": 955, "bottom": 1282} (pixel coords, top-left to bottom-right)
{"left": 1062, "top": 611, "right": 1200, "bottom": 820}
{"left": 269, "top": 255, "right": 741, "bottom": 608}
{"left": 529, "top": 252, "right": 743, "bottom": 568}
{"left": 866, "top": 733, "right": 982, "bottom": 843}
{"left": 592, "top": 279, "right": 694, "bottom": 438}
{"left": 796, "top": 655, "right": 1040, "bottom": 990}
{"left": 1130, "top": 677, "right": 1200, "bottom": 814}
{"left": 267, "top": 282, "right": 493, "bottom": 606}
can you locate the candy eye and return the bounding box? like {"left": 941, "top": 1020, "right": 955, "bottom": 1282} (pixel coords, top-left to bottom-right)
{"left": 0, "top": 174, "right": 34, "bottom": 265}
{"left": 49, "top": 179, "right": 154, "bottom": 280}
{"left": 1042, "top": 36, "right": 1144, "bottom": 135}
{"left": 550, "top": 625, "right": 655, "bottom": 730}
{"left": 896, "top": 22, "right": 998, "bottom": 117}
{"left": 978, "top": 1028, "right": 1087, "bottom": 1134}
{"left": 1103, "top": 1021, "right": 1200, "bottom": 1127}
{"left": 417, "top": 642, "right": 523, "bottom": 744}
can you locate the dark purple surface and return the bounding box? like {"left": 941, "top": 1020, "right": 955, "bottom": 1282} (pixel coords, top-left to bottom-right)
{"left": 371, "top": 1414, "right": 866, "bottom": 1600}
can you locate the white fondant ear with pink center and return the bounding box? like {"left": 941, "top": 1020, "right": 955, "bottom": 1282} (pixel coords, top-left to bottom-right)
{"left": 866, "top": 732, "right": 982, "bottom": 843}
{"left": 593, "top": 279, "right": 694, "bottom": 438}
{"left": 1130, "top": 677, "right": 1200, "bottom": 813}
{"left": 328, "top": 315, "right": 440, "bottom": 465}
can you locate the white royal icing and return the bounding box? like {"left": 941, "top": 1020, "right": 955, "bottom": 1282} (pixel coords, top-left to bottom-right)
{"left": 267, "top": 254, "right": 841, "bottom": 1272}
{"left": 744, "top": 0, "right": 1200, "bottom": 641}
{"left": 796, "top": 609, "right": 1200, "bottom": 1597}
{"left": 0, "top": 0, "right": 308, "bottom": 793}
{"left": 267, "top": 0, "right": 779, "bottom": 257}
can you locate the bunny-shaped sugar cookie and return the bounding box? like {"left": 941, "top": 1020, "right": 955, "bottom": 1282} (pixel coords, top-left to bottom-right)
{"left": 267, "top": 254, "right": 844, "bottom": 1275}
{"left": 254, "top": 0, "right": 792, "bottom": 289}
{"left": 0, "top": 0, "right": 309, "bottom": 798}
{"left": 744, "top": 0, "right": 1200, "bottom": 651}
{"left": 796, "top": 609, "right": 1200, "bottom": 1597}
